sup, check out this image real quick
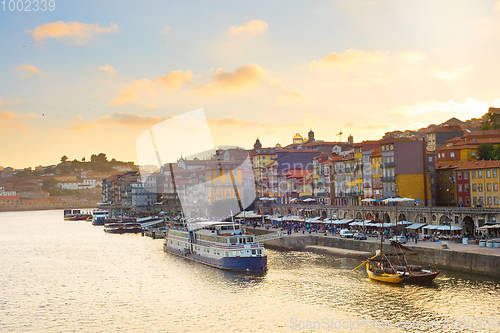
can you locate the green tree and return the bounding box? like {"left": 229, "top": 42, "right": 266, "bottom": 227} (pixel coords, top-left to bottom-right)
{"left": 481, "top": 112, "right": 500, "bottom": 130}
{"left": 490, "top": 144, "right": 500, "bottom": 160}
{"left": 42, "top": 178, "right": 59, "bottom": 191}
{"left": 61, "top": 155, "right": 68, "bottom": 163}
{"left": 477, "top": 143, "right": 494, "bottom": 160}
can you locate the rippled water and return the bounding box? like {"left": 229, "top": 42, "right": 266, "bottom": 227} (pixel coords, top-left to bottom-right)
{"left": 1, "top": 210, "right": 499, "bottom": 332}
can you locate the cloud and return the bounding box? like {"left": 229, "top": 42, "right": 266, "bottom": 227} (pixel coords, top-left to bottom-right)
{"left": 72, "top": 113, "right": 172, "bottom": 131}
{"left": 26, "top": 21, "right": 118, "bottom": 45}
{"left": 109, "top": 79, "right": 156, "bottom": 106}
{"left": 199, "top": 63, "right": 268, "bottom": 94}
{"left": 160, "top": 27, "right": 172, "bottom": 35}
{"left": 229, "top": 20, "right": 268, "bottom": 36}
{"left": 391, "top": 98, "right": 500, "bottom": 118}
{"left": 110, "top": 70, "right": 192, "bottom": 106}
{"left": 402, "top": 51, "right": 426, "bottom": 62}
{"left": 495, "top": 1, "right": 500, "bottom": 13}
{"left": 153, "top": 71, "right": 193, "bottom": 89}
{"left": 14, "top": 63, "right": 43, "bottom": 77}
{"left": 0, "top": 111, "right": 40, "bottom": 130}
{"left": 426, "top": 65, "right": 473, "bottom": 81}
{"left": 98, "top": 65, "right": 116, "bottom": 76}
{"left": 309, "top": 49, "right": 387, "bottom": 69}
{"left": 274, "top": 90, "right": 309, "bottom": 108}
{"left": 0, "top": 98, "right": 22, "bottom": 105}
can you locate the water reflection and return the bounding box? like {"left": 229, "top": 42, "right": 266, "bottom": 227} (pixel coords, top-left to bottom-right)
{"left": 1, "top": 210, "right": 499, "bottom": 333}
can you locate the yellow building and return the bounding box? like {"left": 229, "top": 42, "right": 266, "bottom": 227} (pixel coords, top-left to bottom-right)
{"left": 205, "top": 162, "right": 244, "bottom": 203}
{"left": 466, "top": 161, "right": 500, "bottom": 207}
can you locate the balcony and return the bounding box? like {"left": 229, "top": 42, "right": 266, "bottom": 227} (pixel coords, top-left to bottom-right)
{"left": 381, "top": 176, "right": 395, "bottom": 182}
{"left": 382, "top": 162, "right": 395, "bottom": 168}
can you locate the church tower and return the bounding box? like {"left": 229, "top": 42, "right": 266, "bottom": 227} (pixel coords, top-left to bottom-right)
{"left": 253, "top": 138, "right": 262, "bottom": 152}
{"left": 307, "top": 128, "right": 315, "bottom": 143}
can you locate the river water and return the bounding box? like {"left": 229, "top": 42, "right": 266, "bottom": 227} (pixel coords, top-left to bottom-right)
{"left": 0, "top": 210, "right": 499, "bottom": 333}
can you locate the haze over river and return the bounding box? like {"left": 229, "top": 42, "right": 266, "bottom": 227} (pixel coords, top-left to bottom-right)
{"left": 1, "top": 210, "right": 499, "bottom": 332}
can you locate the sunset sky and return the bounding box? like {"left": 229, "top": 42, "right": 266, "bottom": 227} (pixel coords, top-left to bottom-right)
{"left": 2, "top": 0, "right": 500, "bottom": 169}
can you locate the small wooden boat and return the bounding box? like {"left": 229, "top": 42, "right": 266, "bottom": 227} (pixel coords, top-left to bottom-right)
{"left": 366, "top": 259, "right": 404, "bottom": 284}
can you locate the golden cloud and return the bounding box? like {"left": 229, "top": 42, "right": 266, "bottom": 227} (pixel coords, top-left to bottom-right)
{"left": 98, "top": 64, "right": 116, "bottom": 76}
{"left": 26, "top": 21, "right": 118, "bottom": 45}
{"left": 426, "top": 65, "right": 473, "bottom": 81}
{"left": 109, "top": 79, "right": 155, "bottom": 106}
{"left": 153, "top": 70, "right": 193, "bottom": 89}
{"left": 309, "top": 49, "right": 387, "bottom": 69}
{"left": 0, "top": 110, "right": 40, "bottom": 130}
{"left": 391, "top": 98, "right": 500, "bottom": 118}
{"left": 495, "top": 1, "right": 500, "bottom": 12}
{"left": 14, "top": 63, "right": 43, "bottom": 77}
{"left": 0, "top": 98, "right": 22, "bottom": 105}
{"left": 345, "top": 122, "right": 393, "bottom": 131}
{"left": 199, "top": 63, "right": 268, "bottom": 94}
{"left": 229, "top": 20, "right": 268, "bottom": 36}
{"left": 274, "top": 90, "right": 309, "bottom": 108}
{"left": 110, "top": 70, "right": 192, "bottom": 106}
{"left": 72, "top": 113, "right": 173, "bottom": 131}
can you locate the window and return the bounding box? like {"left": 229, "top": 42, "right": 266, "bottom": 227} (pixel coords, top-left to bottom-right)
{"left": 495, "top": 197, "right": 499, "bottom": 205}
{"left": 487, "top": 183, "right": 492, "bottom": 191}
{"left": 478, "top": 170, "right": 483, "bottom": 179}
{"left": 494, "top": 170, "right": 498, "bottom": 178}
{"left": 464, "top": 184, "right": 469, "bottom": 192}
{"left": 233, "top": 170, "right": 237, "bottom": 176}
{"left": 225, "top": 171, "right": 229, "bottom": 176}
{"left": 494, "top": 183, "right": 498, "bottom": 191}
{"left": 428, "top": 156, "right": 433, "bottom": 162}
{"left": 458, "top": 197, "right": 463, "bottom": 205}
{"left": 478, "top": 183, "right": 483, "bottom": 192}
{"left": 488, "top": 197, "right": 492, "bottom": 205}
{"left": 464, "top": 171, "right": 469, "bottom": 180}
{"left": 217, "top": 179, "right": 221, "bottom": 185}
{"left": 472, "top": 151, "right": 476, "bottom": 156}
{"left": 487, "top": 170, "right": 491, "bottom": 178}
{"left": 457, "top": 171, "right": 462, "bottom": 180}
{"left": 472, "top": 183, "right": 477, "bottom": 192}
{"left": 225, "top": 179, "right": 229, "bottom": 185}
{"left": 471, "top": 171, "right": 476, "bottom": 179}
{"left": 458, "top": 184, "right": 462, "bottom": 192}
{"left": 473, "top": 197, "right": 477, "bottom": 206}
{"left": 450, "top": 152, "right": 455, "bottom": 157}
{"left": 465, "top": 197, "right": 470, "bottom": 205}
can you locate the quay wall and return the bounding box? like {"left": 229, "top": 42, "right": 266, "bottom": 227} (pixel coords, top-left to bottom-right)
{"left": 250, "top": 228, "right": 500, "bottom": 279}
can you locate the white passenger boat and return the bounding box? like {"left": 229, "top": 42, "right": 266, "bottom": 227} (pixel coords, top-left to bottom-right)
{"left": 163, "top": 221, "right": 267, "bottom": 272}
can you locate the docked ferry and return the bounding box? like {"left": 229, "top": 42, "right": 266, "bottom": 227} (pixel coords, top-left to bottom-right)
{"left": 163, "top": 221, "right": 267, "bottom": 272}
{"left": 91, "top": 209, "right": 110, "bottom": 225}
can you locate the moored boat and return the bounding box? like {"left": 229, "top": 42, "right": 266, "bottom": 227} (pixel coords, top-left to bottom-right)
{"left": 366, "top": 257, "right": 404, "bottom": 284}
{"left": 92, "top": 209, "right": 110, "bottom": 225}
{"left": 163, "top": 221, "right": 267, "bottom": 272}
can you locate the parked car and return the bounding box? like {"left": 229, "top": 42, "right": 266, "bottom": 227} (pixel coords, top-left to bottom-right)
{"left": 389, "top": 235, "right": 407, "bottom": 244}
{"left": 354, "top": 233, "right": 367, "bottom": 240}
{"left": 339, "top": 229, "right": 354, "bottom": 238}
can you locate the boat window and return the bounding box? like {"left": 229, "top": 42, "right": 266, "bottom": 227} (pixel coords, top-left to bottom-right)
{"left": 225, "top": 251, "right": 229, "bottom": 257}
{"left": 239, "top": 251, "right": 244, "bottom": 256}
{"left": 252, "top": 250, "right": 256, "bottom": 255}
{"left": 232, "top": 251, "right": 237, "bottom": 256}
{"left": 247, "top": 236, "right": 254, "bottom": 242}
{"left": 230, "top": 237, "right": 237, "bottom": 244}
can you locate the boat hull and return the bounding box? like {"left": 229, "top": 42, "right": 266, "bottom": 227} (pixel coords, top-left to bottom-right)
{"left": 403, "top": 270, "right": 440, "bottom": 284}
{"left": 366, "top": 263, "right": 404, "bottom": 284}
{"left": 164, "top": 245, "right": 267, "bottom": 272}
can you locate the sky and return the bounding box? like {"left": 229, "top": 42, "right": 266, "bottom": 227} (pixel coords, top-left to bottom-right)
{"left": 2, "top": 0, "right": 500, "bottom": 169}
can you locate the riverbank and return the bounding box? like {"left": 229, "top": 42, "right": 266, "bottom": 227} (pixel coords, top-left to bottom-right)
{"left": 0, "top": 203, "right": 98, "bottom": 212}
{"left": 250, "top": 228, "right": 500, "bottom": 278}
